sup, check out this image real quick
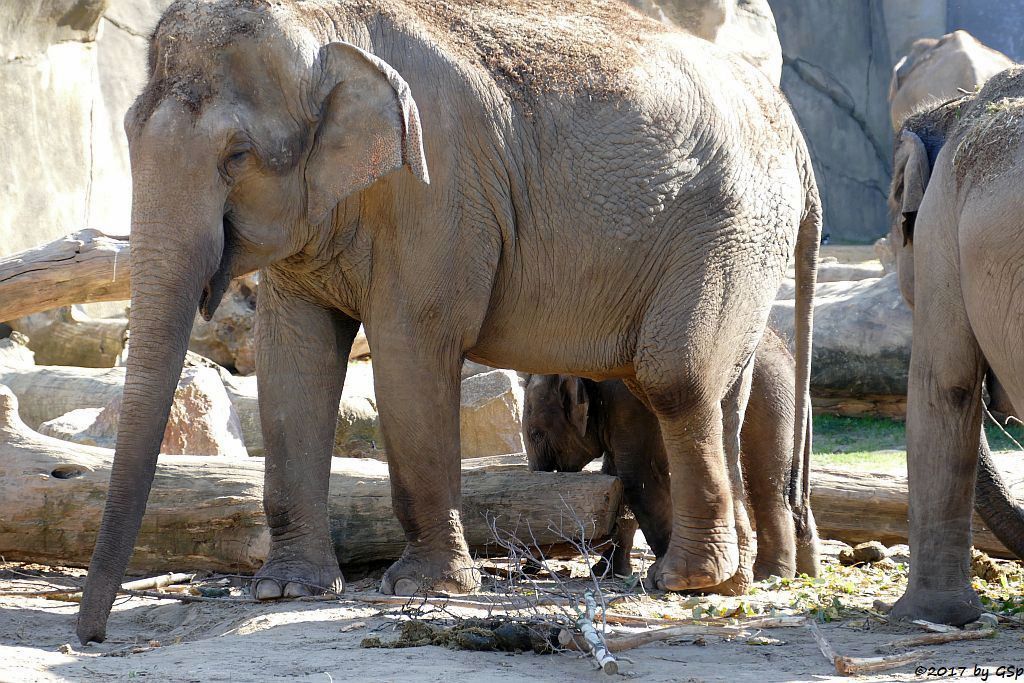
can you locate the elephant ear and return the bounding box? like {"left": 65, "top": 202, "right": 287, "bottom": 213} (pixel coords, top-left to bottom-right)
{"left": 305, "top": 42, "right": 430, "bottom": 225}
{"left": 558, "top": 375, "right": 590, "bottom": 438}
{"left": 896, "top": 130, "right": 931, "bottom": 246}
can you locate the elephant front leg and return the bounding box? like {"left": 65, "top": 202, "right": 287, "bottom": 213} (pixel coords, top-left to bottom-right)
{"left": 373, "top": 335, "right": 480, "bottom": 595}
{"left": 252, "top": 285, "right": 359, "bottom": 600}
{"left": 891, "top": 263, "right": 986, "bottom": 625}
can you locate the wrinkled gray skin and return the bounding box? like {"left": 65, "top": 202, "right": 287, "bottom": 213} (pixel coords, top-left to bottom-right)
{"left": 889, "top": 30, "right": 1014, "bottom": 132}
{"left": 887, "top": 68, "right": 1024, "bottom": 625}
{"left": 76, "top": 0, "right": 820, "bottom": 644}
{"left": 525, "top": 328, "right": 820, "bottom": 582}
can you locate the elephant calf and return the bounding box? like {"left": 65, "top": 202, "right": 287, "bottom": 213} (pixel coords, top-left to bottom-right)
{"left": 524, "top": 328, "right": 820, "bottom": 581}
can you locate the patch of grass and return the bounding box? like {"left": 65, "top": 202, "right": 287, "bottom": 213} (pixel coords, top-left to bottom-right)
{"left": 811, "top": 413, "right": 1024, "bottom": 472}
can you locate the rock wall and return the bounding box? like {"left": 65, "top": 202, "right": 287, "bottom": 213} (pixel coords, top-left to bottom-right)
{"left": 947, "top": 0, "right": 1024, "bottom": 61}
{"left": 768, "top": 0, "right": 895, "bottom": 244}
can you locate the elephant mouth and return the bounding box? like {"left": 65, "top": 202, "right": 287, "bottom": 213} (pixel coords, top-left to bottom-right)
{"left": 198, "top": 217, "right": 236, "bottom": 321}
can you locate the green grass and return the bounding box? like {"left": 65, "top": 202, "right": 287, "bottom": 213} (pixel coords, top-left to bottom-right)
{"left": 811, "top": 413, "right": 1024, "bottom": 472}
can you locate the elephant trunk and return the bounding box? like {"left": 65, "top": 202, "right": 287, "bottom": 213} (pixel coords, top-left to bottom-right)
{"left": 974, "top": 430, "right": 1024, "bottom": 560}
{"left": 77, "top": 190, "right": 225, "bottom": 644}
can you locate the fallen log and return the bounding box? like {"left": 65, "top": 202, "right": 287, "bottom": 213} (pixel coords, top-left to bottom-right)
{"left": 810, "top": 466, "right": 1019, "bottom": 558}
{"left": 0, "top": 386, "right": 622, "bottom": 572}
{"left": 10, "top": 307, "right": 127, "bottom": 368}
{"left": 0, "top": 230, "right": 130, "bottom": 323}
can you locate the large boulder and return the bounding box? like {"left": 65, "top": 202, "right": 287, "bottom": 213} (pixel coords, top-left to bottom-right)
{"left": 38, "top": 365, "right": 248, "bottom": 456}
{"left": 771, "top": 272, "right": 912, "bottom": 396}
{"left": 9, "top": 306, "right": 127, "bottom": 368}
{"left": 460, "top": 370, "right": 527, "bottom": 459}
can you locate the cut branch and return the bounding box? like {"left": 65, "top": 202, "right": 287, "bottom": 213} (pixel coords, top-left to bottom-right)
{"left": 0, "top": 230, "right": 130, "bottom": 322}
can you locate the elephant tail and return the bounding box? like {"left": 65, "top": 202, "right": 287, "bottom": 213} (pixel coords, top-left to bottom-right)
{"left": 790, "top": 179, "right": 821, "bottom": 537}
{"left": 974, "top": 428, "right": 1024, "bottom": 559}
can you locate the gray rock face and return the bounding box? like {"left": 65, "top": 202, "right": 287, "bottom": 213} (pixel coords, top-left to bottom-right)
{"left": 769, "top": 0, "right": 894, "bottom": 244}
{"left": 948, "top": 0, "right": 1024, "bottom": 62}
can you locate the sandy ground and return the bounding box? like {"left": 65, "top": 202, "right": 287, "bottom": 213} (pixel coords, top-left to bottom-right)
{"left": 2, "top": 539, "right": 1022, "bottom": 683}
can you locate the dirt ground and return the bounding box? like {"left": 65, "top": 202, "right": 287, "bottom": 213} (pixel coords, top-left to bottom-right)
{"left": 2, "top": 539, "right": 1022, "bottom": 683}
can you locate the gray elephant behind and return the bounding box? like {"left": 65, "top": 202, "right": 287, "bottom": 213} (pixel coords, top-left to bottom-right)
{"left": 887, "top": 67, "right": 1024, "bottom": 625}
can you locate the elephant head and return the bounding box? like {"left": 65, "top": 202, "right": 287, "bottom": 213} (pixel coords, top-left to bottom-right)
{"left": 523, "top": 374, "right": 603, "bottom": 472}
{"left": 77, "top": 3, "right": 429, "bottom": 644}
{"left": 887, "top": 99, "right": 964, "bottom": 308}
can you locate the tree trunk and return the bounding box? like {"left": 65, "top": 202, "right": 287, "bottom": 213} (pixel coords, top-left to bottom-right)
{"left": 9, "top": 307, "right": 127, "bottom": 367}
{"left": 0, "top": 230, "right": 130, "bottom": 322}
{"left": 810, "top": 466, "right": 1020, "bottom": 557}
{"left": 0, "top": 387, "right": 624, "bottom": 571}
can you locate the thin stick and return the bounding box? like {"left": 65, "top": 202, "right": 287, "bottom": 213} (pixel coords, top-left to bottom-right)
{"left": 0, "top": 572, "right": 195, "bottom": 601}
{"left": 578, "top": 590, "right": 618, "bottom": 674}
{"left": 806, "top": 620, "right": 837, "bottom": 665}
{"left": 911, "top": 619, "right": 959, "bottom": 633}
{"left": 835, "top": 651, "right": 925, "bottom": 675}
{"left": 605, "top": 625, "right": 751, "bottom": 652}
{"left": 808, "top": 620, "right": 926, "bottom": 675}
{"left": 879, "top": 628, "right": 994, "bottom": 651}
{"left": 119, "top": 589, "right": 256, "bottom": 604}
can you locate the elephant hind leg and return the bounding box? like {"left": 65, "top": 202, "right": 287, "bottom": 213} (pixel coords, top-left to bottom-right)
{"left": 634, "top": 358, "right": 741, "bottom": 592}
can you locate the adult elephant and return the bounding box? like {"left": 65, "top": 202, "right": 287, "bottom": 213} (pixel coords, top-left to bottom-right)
{"left": 888, "top": 67, "right": 1024, "bottom": 625}
{"left": 76, "top": 0, "right": 820, "bottom": 644}
{"left": 889, "top": 30, "right": 1014, "bottom": 131}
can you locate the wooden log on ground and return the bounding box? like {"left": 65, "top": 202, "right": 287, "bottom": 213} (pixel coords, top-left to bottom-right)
{"left": 0, "top": 230, "right": 130, "bottom": 323}
{"left": 0, "top": 386, "right": 622, "bottom": 572}
{"left": 9, "top": 307, "right": 127, "bottom": 368}
{"left": 811, "top": 465, "right": 1018, "bottom": 558}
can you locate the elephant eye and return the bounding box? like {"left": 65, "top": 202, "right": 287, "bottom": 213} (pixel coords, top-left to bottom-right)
{"left": 220, "top": 149, "right": 252, "bottom": 181}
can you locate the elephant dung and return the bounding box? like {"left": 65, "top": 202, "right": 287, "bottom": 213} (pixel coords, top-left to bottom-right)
{"left": 460, "top": 370, "right": 526, "bottom": 458}
{"left": 838, "top": 541, "right": 889, "bottom": 565}
{"left": 38, "top": 366, "right": 248, "bottom": 457}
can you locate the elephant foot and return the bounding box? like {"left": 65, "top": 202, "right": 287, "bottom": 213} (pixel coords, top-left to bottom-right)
{"left": 252, "top": 555, "right": 344, "bottom": 600}
{"left": 753, "top": 558, "right": 795, "bottom": 582}
{"left": 647, "top": 536, "right": 739, "bottom": 592}
{"left": 891, "top": 585, "right": 982, "bottom": 626}
{"left": 380, "top": 543, "right": 481, "bottom": 596}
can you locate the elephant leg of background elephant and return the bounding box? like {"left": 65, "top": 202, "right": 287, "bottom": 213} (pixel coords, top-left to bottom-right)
{"left": 644, "top": 385, "right": 738, "bottom": 592}
{"left": 613, "top": 447, "right": 672, "bottom": 560}
{"left": 253, "top": 289, "right": 359, "bottom": 600}
{"left": 373, "top": 338, "right": 480, "bottom": 596}
{"left": 711, "top": 358, "right": 756, "bottom": 594}
{"left": 892, "top": 258, "right": 986, "bottom": 625}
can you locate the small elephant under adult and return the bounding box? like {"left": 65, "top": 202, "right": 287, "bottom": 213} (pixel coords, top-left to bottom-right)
{"left": 887, "top": 67, "right": 1024, "bottom": 625}
{"left": 524, "top": 327, "right": 820, "bottom": 584}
